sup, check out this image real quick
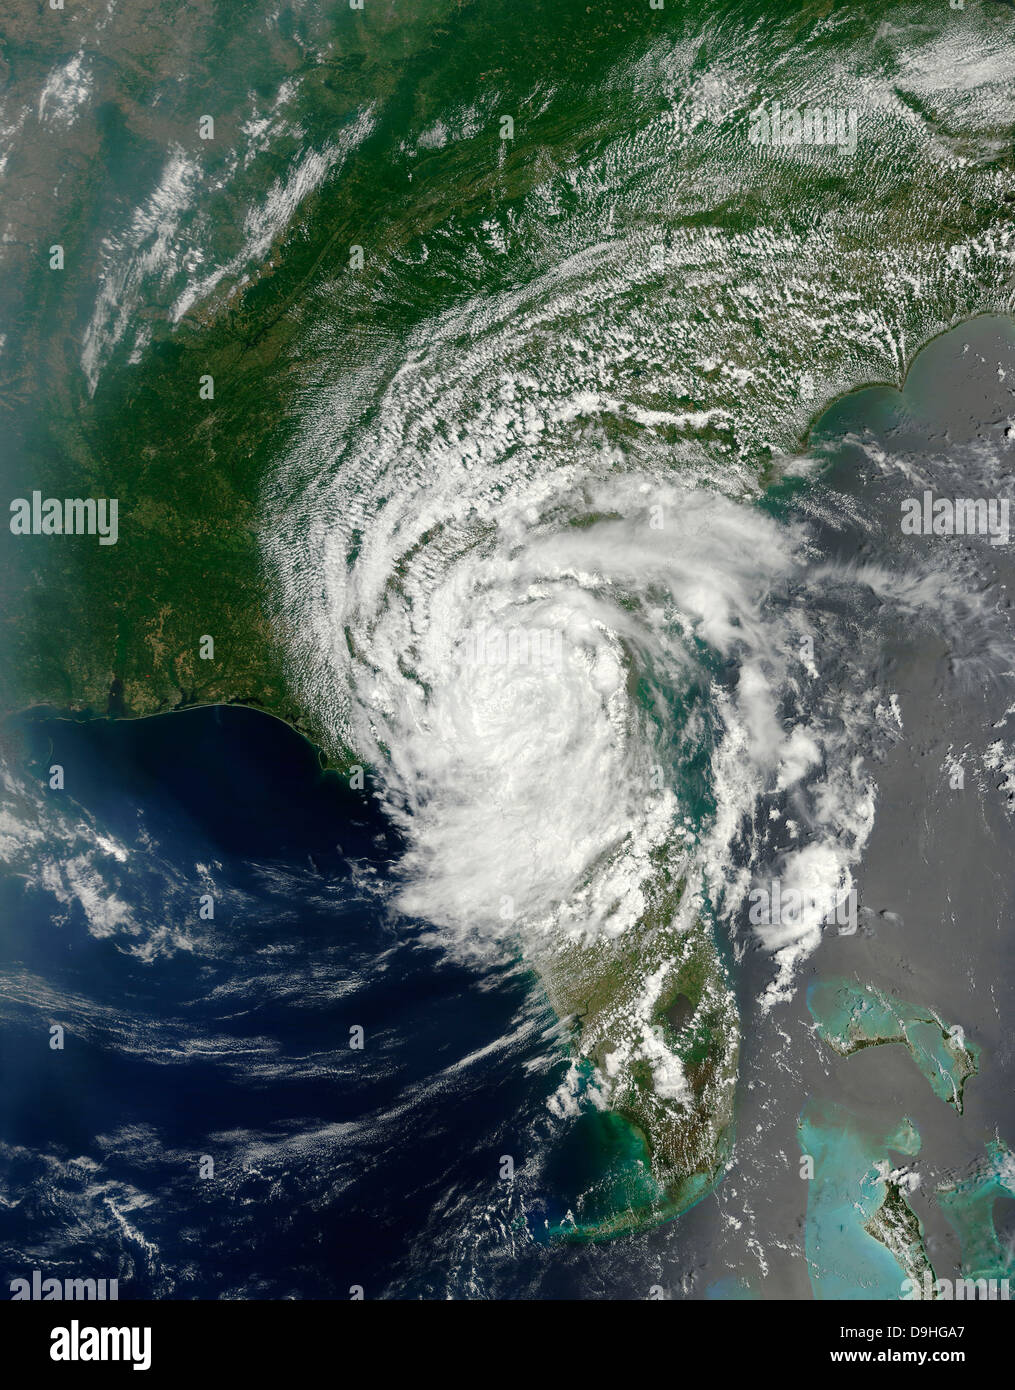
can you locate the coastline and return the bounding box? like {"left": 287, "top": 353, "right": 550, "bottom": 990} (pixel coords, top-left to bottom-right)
{"left": 9, "top": 311, "right": 1014, "bottom": 763}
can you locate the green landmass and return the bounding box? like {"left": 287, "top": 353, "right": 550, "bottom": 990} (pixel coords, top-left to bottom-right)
{"left": 545, "top": 912, "right": 738, "bottom": 1240}
{"left": 799, "top": 1102, "right": 934, "bottom": 1300}
{"left": 3, "top": 0, "right": 1014, "bottom": 735}
{"left": 2, "top": 0, "right": 1014, "bottom": 1241}
{"left": 808, "top": 979, "right": 980, "bottom": 1113}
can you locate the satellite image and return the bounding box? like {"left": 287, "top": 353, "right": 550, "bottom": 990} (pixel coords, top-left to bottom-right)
{"left": 1, "top": 0, "right": 1014, "bottom": 1340}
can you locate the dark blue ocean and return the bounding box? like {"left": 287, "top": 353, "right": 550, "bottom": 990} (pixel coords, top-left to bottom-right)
{"left": 0, "top": 705, "right": 701, "bottom": 1299}
{"left": 5, "top": 320, "right": 1015, "bottom": 1301}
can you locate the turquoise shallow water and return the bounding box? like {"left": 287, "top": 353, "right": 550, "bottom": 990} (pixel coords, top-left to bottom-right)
{"left": 938, "top": 1142, "right": 1015, "bottom": 1287}
{"left": 807, "top": 980, "right": 980, "bottom": 1113}
{"left": 2, "top": 0, "right": 1015, "bottom": 1298}
{"left": 6, "top": 319, "right": 1015, "bottom": 1297}
{"left": 799, "top": 1104, "right": 923, "bottom": 1301}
